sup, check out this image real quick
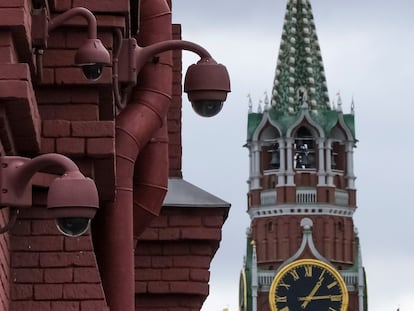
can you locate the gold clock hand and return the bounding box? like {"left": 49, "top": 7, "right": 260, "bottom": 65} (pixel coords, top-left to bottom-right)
{"left": 298, "top": 295, "right": 342, "bottom": 302}
{"left": 301, "top": 278, "right": 324, "bottom": 309}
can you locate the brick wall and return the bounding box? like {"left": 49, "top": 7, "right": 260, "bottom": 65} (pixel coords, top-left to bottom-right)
{"left": 2, "top": 1, "right": 120, "bottom": 310}
{"left": 10, "top": 207, "right": 108, "bottom": 311}
{"left": 0, "top": 209, "right": 10, "bottom": 311}
{"left": 135, "top": 206, "right": 229, "bottom": 311}
{"left": 0, "top": 1, "right": 229, "bottom": 311}
{"left": 168, "top": 24, "right": 183, "bottom": 178}
{"left": 0, "top": 1, "right": 39, "bottom": 309}
{"left": 252, "top": 215, "right": 355, "bottom": 268}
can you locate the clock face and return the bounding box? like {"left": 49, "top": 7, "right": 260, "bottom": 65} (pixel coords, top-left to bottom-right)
{"left": 269, "top": 259, "right": 348, "bottom": 311}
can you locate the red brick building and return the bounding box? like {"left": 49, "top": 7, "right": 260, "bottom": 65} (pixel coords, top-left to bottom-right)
{"left": 0, "top": 0, "right": 229, "bottom": 310}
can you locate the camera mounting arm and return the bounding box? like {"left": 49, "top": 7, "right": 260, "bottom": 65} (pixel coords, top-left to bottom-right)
{"left": 117, "top": 38, "right": 231, "bottom": 116}
{"left": 118, "top": 39, "right": 213, "bottom": 85}
{"left": 47, "top": 7, "right": 98, "bottom": 40}
{"left": 0, "top": 153, "right": 99, "bottom": 235}
{"left": 32, "top": 6, "right": 111, "bottom": 80}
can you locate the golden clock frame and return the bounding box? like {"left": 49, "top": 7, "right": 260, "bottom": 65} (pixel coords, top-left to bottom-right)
{"left": 268, "top": 258, "right": 349, "bottom": 311}
{"left": 239, "top": 269, "right": 247, "bottom": 311}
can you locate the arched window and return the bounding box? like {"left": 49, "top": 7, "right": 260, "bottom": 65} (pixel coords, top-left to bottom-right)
{"left": 266, "top": 221, "right": 274, "bottom": 232}
{"left": 268, "top": 143, "right": 280, "bottom": 169}
{"left": 294, "top": 127, "right": 316, "bottom": 169}
{"left": 331, "top": 142, "right": 345, "bottom": 170}
{"left": 336, "top": 220, "right": 344, "bottom": 232}
{"left": 260, "top": 126, "right": 281, "bottom": 171}
{"left": 330, "top": 127, "right": 347, "bottom": 171}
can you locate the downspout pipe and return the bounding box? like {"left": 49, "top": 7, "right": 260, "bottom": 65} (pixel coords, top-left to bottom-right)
{"left": 130, "top": 0, "right": 172, "bottom": 237}
{"left": 94, "top": 1, "right": 172, "bottom": 310}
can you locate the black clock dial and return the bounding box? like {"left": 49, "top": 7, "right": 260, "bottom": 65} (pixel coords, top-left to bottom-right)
{"left": 269, "top": 259, "right": 348, "bottom": 311}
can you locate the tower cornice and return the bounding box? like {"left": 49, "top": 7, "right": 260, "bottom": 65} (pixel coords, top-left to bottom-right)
{"left": 247, "top": 203, "right": 356, "bottom": 220}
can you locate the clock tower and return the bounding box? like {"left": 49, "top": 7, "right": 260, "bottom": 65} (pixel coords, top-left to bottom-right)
{"left": 240, "top": 1, "right": 368, "bottom": 311}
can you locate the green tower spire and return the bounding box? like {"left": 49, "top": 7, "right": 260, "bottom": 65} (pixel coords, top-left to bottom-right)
{"left": 271, "top": 0, "right": 330, "bottom": 113}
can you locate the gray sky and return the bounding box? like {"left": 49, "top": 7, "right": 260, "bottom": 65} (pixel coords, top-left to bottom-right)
{"left": 173, "top": 1, "right": 414, "bottom": 310}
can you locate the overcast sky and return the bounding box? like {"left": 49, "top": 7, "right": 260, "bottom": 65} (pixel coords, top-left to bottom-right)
{"left": 172, "top": 1, "right": 414, "bottom": 310}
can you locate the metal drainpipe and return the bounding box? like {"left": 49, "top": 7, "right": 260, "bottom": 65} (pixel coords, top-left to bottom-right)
{"left": 94, "top": 0, "right": 172, "bottom": 310}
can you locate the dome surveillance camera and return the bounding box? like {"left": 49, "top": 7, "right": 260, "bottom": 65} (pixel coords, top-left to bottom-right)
{"left": 56, "top": 217, "right": 91, "bottom": 237}
{"left": 75, "top": 38, "right": 110, "bottom": 81}
{"left": 47, "top": 171, "right": 99, "bottom": 237}
{"left": 184, "top": 59, "right": 230, "bottom": 117}
{"left": 81, "top": 63, "right": 104, "bottom": 80}
{"left": 191, "top": 99, "right": 224, "bottom": 117}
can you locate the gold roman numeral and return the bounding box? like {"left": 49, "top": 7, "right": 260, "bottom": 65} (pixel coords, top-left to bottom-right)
{"left": 327, "top": 281, "right": 338, "bottom": 289}
{"left": 304, "top": 265, "right": 313, "bottom": 277}
{"left": 289, "top": 269, "right": 300, "bottom": 281}
{"left": 278, "top": 281, "right": 291, "bottom": 290}
{"left": 330, "top": 295, "right": 342, "bottom": 302}
{"left": 276, "top": 296, "right": 288, "bottom": 303}
{"left": 280, "top": 307, "right": 289, "bottom": 311}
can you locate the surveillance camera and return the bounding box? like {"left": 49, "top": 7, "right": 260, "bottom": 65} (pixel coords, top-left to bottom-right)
{"left": 56, "top": 217, "right": 91, "bottom": 237}
{"left": 184, "top": 60, "right": 230, "bottom": 117}
{"left": 191, "top": 99, "right": 224, "bottom": 117}
{"left": 47, "top": 171, "right": 99, "bottom": 237}
{"left": 75, "top": 38, "right": 110, "bottom": 81}
{"left": 186, "top": 89, "right": 228, "bottom": 117}
{"left": 81, "top": 63, "right": 104, "bottom": 80}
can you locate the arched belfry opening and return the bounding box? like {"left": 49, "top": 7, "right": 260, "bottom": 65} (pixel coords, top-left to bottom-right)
{"left": 293, "top": 126, "right": 316, "bottom": 170}
{"left": 260, "top": 126, "right": 281, "bottom": 172}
